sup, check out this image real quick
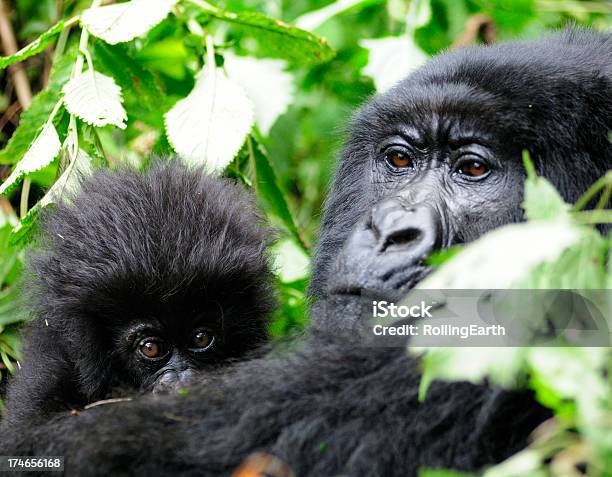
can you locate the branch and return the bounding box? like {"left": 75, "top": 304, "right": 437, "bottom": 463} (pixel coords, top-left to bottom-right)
{"left": 0, "top": 0, "right": 33, "bottom": 218}
{"left": 0, "top": 0, "right": 32, "bottom": 108}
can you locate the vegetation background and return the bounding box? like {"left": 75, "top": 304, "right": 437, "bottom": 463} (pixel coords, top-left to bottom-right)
{"left": 0, "top": 0, "right": 610, "bottom": 476}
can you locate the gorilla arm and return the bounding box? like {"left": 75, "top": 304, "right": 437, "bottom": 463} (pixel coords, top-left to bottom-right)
{"left": 0, "top": 325, "right": 549, "bottom": 477}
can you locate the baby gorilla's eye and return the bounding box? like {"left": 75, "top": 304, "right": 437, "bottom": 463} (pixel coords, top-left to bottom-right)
{"left": 137, "top": 338, "right": 167, "bottom": 360}
{"left": 385, "top": 150, "right": 413, "bottom": 169}
{"left": 457, "top": 160, "right": 489, "bottom": 177}
{"left": 190, "top": 329, "right": 215, "bottom": 352}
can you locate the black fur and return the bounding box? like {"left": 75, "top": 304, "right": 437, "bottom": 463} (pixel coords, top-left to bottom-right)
{"left": 1, "top": 29, "right": 610, "bottom": 476}
{"left": 2, "top": 161, "right": 275, "bottom": 428}
{"left": 311, "top": 28, "right": 611, "bottom": 298}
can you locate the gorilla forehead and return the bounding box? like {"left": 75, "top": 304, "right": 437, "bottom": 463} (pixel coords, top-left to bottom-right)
{"left": 354, "top": 83, "right": 505, "bottom": 150}
{"left": 353, "top": 28, "right": 611, "bottom": 152}
{"left": 31, "top": 161, "right": 271, "bottom": 307}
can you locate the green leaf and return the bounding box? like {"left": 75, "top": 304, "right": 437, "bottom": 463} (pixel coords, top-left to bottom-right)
{"left": 0, "top": 20, "right": 68, "bottom": 70}
{"left": 10, "top": 150, "right": 94, "bottom": 247}
{"left": 517, "top": 228, "right": 607, "bottom": 288}
{"left": 223, "top": 53, "right": 294, "bottom": 135}
{"left": 424, "top": 245, "right": 461, "bottom": 267}
{"left": 272, "top": 238, "right": 310, "bottom": 282}
{"left": 248, "top": 137, "right": 307, "bottom": 250}
{"left": 8, "top": 208, "right": 40, "bottom": 247}
{"left": 522, "top": 150, "right": 569, "bottom": 221}
{"left": 165, "top": 67, "right": 253, "bottom": 172}
{"left": 0, "top": 51, "right": 75, "bottom": 165}
{"left": 418, "top": 220, "right": 580, "bottom": 289}
{"left": 482, "top": 449, "right": 546, "bottom": 477}
{"left": 198, "top": 8, "right": 335, "bottom": 64}
{"left": 0, "top": 123, "right": 61, "bottom": 196}
{"left": 92, "top": 42, "right": 168, "bottom": 121}
{"left": 0, "top": 222, "right": 19, "bottom": 286}
{"left": 418, "top": 348, "right": 527, "bottom": 400}
{"left": 0, "top": 287, "right": 24, "bottom": 327}
{"left": 0, "top": 324, "right": 23, "bottom": 361}
{"left": 62, "top": 71, "right": 127, "bottom": 129}
{"left": 295, "top": 0, "right": 382, "bottom": 31}
{"left": 360, "top": 36, "right": 428, "bottom": 92}
{"left": 0, "top": 90, "right": 59, "bottom": 167}
{"left": 523, "top": 176, "right": 570, "bottom": 221}
{"left": 81, "top": 0, "right": 178, "bottom": 45}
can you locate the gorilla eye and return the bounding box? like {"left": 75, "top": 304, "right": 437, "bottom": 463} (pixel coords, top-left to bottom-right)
{"left": 385, "top": 150, "right": 413, "bottom": 169}
{"left": 456, "top": 160, "right": 489, "bottom": 178}
{"left": 190, "top": 329, "right": 215, "bottom": 352}
{"left": 137, "top": 338, "right": 167, "bottom": 360}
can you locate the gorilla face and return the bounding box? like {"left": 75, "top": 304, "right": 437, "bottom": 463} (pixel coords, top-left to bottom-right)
{"left": 314, "top": 30, "right": 611, "bottom": 297}
{"left": 2, "top": 162, "right": 276, "bottom": 427}
{"left": 110, "top": 299, "right": 224, "bottom": 393}
{"left": 328, "top": 91, "right": 526, "bottom": 292}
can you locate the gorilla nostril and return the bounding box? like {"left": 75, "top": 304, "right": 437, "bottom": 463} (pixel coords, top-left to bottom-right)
{"left": 383, "top": 228, "right": 422, "bottom": 251}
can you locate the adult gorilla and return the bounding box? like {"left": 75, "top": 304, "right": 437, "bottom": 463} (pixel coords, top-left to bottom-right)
{"left": 2, "top": 29, "right": 610, "bottom": 476}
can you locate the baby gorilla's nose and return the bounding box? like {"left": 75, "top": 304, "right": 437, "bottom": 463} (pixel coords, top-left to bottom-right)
{"left": 152, "top": 368, "right": 196, "bottom": 394}
{"left": 370, "top": 200, "right": 441, "bottom": 260}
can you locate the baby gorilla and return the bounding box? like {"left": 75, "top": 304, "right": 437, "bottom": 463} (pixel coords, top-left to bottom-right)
{"left": 2, "top": 161, "right": 275, "bottom": 427}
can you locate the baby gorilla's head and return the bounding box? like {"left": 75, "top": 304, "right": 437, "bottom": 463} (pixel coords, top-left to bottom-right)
{"left": 27, "top": 160, "right": 275, "bottom": 396}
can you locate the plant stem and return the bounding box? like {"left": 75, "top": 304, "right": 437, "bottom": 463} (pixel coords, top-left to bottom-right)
{"left": 573, "top": 210, "right": 612, "bottom": 224}
{"left": 573, "top": 171, "right": 612, "bottom": 211}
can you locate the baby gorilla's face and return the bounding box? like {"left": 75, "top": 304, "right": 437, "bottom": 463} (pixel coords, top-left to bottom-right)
{"left": 107, "top": 294, "right": 239, "bottom": 393}
{"left": 117, "top": 319, "right": 218, "bottom": 393}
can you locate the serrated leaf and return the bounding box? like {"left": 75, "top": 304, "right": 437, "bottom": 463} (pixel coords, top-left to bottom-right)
{"left": 224, "top": 53, "right": 294, "bottom": 135}
{"left": 200, "top": 9, "right": 335, "bottom": 64}
{"left": 165, "top": 68, "right": 254, "bottom": 172}
{"left": 10, "top": 150, "right": 93, "bottom": 247}
{"left": 0, "top": 51, "right": 75, "bottom": 165}
{"left": 81, "top": 0, "right": 178, "bottom": 45}
{"left": 360, "top": 36, "right": 428, "bottom": 92}
{"left": 41, "top": 150, "right": 93, "bottom": 208}
{"left": 417, "top": 220, "right": 580, "bottom": 289}
{"left": 0, "top": 20, "right": 67, "bottom": 70}
{"left": 0, "top": 123, "right": 61, "bottom": 196}
{"left": 0, "top": 92, "right": 56, "bottom": 166}
{"left": 62, "top": 71, "right": 127, "bottom": 129}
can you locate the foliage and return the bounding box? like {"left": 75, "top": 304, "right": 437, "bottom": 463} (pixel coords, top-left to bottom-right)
{"left": 0, "top": 0, "right": 610, "bottom": 474}
{"left": 416, "top": 157, "right": 612, "bottom": 477}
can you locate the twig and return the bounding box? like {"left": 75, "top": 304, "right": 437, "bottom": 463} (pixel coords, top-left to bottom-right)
{"left": 0, "top": 100, "right": 21, "bottom": 132}
{"left": 83, "top": 397, "right": 133, "bottom": 409}
{"left": 0, "top": 0, "right": 32, "bottom": 108}
{"left": 0, "top": 0, "right": 33, "bottom": 218}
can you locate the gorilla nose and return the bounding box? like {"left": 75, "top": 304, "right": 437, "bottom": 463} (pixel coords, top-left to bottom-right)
{"left": 152, "top": 368, "right": 195, "bottom": 394}
{"left": 370, "top": 200, "right": 441, "bottom": 259}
